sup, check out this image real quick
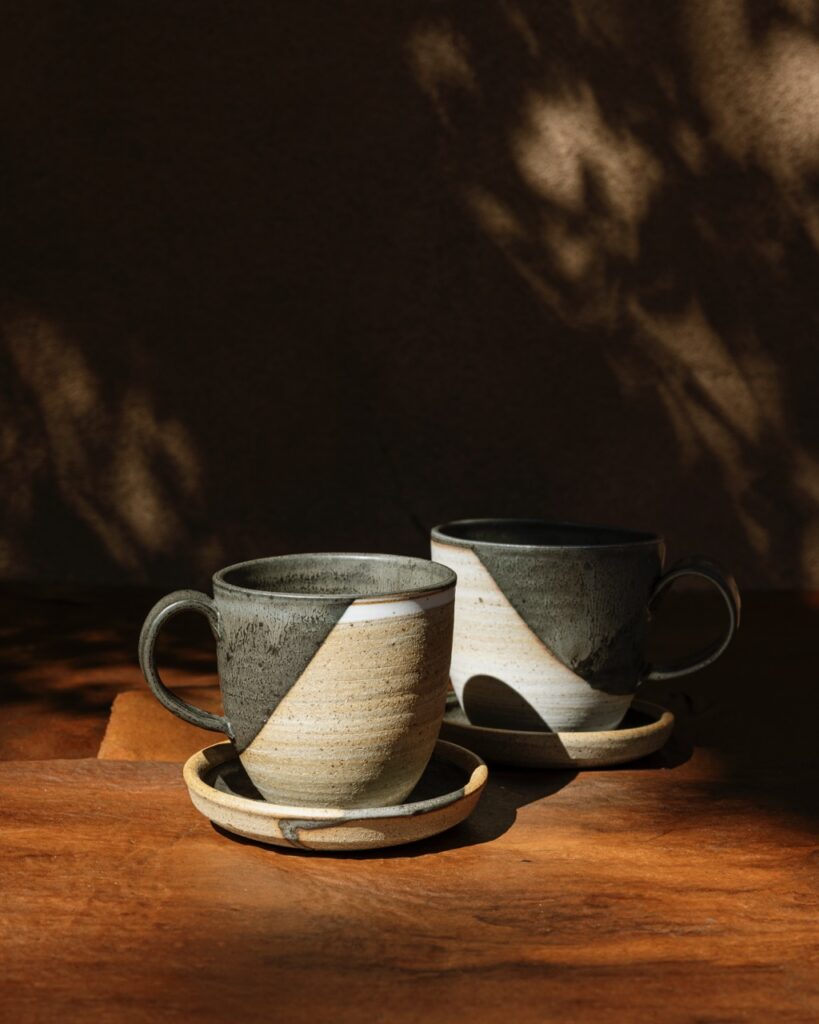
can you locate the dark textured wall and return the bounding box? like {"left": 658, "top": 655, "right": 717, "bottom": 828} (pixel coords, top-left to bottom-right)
{"left": 1, "top": 1, "right": 818, "bottom": 589}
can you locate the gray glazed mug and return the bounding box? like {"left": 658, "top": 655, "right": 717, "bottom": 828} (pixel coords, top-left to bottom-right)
{"left": 430, "top": 519, "right": 740, "bottom": 732}
{"left": 139, "top": 553, "right": 456, "bottom": 808}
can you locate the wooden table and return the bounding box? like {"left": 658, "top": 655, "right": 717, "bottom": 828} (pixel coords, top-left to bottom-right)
{"left": 2, "top": 585, "right": 818, "bottom": 1022}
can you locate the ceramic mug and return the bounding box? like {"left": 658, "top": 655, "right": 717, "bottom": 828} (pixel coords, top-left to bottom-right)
{"left": 138, "top": 553, "right": 456, "bottom": 808}
{"left": 430, "top": 519, "right": 740, "bottom": 732}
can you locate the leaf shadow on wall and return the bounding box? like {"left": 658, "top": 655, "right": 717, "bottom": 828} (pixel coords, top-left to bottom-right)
{"left": 406, "top": 0, "right": 819, "bottom": 832}
{"left": 0, "top": 0, "right": 817, "bottom": 591}
{"left": 407, "top": 0, "right": 819, "bottom": 588}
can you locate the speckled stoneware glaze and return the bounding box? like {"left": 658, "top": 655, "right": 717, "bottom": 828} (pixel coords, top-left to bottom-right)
{"left": 440, "top": 695, "right": 674, "bottom": 768}
{"left": 183, "top": 739, "right": 487, "bottom": 851}
{"left": 430, "top": 519, "right": 740, "bottom": 732}
{"left": 139, "top": 553, "right": 456, "bottom": 808}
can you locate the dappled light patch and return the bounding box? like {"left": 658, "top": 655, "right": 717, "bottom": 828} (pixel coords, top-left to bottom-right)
{"left": 0, "top": 311, "right": 222, "bottom": 580}
{"left": 407, "top": 0, "right": 819, "bottom": 586}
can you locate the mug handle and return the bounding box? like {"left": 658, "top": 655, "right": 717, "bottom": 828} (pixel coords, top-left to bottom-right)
{"left": 644, "top": 558, "right": 741, "bottom": 681}
{"left": 138, "top": 590, "right": 233, "bottom": 737}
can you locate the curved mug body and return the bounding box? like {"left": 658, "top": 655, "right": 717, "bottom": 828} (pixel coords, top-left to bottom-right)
{"left": 431, "top": 519, "right": 739, "bottom": 733}
{"left": 139, "top": 553, "right": 456, "bottom": 807}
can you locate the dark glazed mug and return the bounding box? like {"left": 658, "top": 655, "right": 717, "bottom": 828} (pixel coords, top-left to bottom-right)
{"left": 138, "top": 553, "right": 456, "bottom": 808}
{"left": 430, "top": 519, "right": 740, "bottom": 732}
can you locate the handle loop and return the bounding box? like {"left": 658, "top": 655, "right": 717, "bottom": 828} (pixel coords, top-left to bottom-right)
{"left": 138, "top": 590, "right": 233, "bottom": 736}
{"left": 645, "top": 558, "right": 740, "bottom": 681}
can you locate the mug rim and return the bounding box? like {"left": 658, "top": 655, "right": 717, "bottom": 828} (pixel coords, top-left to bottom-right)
{"left": 213, "top": 552, "right": 457, "bottom": 602}
{"left": 431, "top": 518, "right": 662, "bottom": 552}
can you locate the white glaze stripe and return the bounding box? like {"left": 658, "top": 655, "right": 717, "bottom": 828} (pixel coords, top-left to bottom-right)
{"left": 343, "top": 587, "right": 453, "bottom": 622}
{"left": 432, "top": 542, "right": 630, "bottom": 731}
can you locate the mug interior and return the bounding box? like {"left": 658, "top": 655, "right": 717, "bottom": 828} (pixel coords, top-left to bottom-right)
{"left": 432, "top": 519, "right": 659, "bottom": 548}
{"left": 214, "top": 552, "right": 455, "bottom": 600}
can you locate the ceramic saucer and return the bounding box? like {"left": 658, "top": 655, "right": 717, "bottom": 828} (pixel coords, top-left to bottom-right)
{"left": 183, "top": 739, "right": 488, "bottom": 852}
{"left": 440, "top": 696, "right": 674, "bottom": 769}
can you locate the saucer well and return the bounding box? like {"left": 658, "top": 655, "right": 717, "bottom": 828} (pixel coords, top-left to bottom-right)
{"left": 440, "top": 697, "right": 674, "bottom": 769}
{"left": 183, "top": 739, "right": 488, "bottom": 852}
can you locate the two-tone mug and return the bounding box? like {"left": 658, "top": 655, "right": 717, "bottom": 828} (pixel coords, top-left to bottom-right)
{"left": 430, "top": 519, "right": 739, "bottom": 732}
{"left": 139, "top": 553, "right": 456, "bottom": 807}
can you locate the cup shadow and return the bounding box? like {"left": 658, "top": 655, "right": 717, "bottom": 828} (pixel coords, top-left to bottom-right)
{"left": 205, "top": 687, "right": 690, "bottom": 860}
{"left": 450, "top": 683, "right": 693, "bottom": 773}
{"left": 602, "top": 728, "right": 693, "bottom": 772}
{"left": 462, "top": 674, "right": 552, "bottom": 730}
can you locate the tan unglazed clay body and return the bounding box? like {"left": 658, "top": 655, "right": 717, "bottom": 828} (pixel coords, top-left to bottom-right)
{"left": 184, "top": 739, "right": 488, "bottom": 852}
{"left": 238, "top": 592, "right": 454, "bottom": 806}
{"left": 139, "top": 553, "right": 456, "bottom": 809}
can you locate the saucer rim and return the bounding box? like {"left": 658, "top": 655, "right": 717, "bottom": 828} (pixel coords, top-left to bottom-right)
{"left": 183, "top": 738, "right": 488, "bottom": 822}
{"left": 442, "top": 697, "right": 673, "bottom": 740}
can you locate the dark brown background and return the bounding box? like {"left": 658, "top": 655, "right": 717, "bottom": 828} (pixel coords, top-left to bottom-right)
{"left": 2, "top": 0, "right": 817, "bottom": 590}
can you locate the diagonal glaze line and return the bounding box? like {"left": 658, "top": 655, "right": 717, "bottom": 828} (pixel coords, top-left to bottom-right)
{"left": 225, "top": 597, "right": 353, "bottom": 753}
{"left": 468, "top": 545, "right": 578, "bottom": 670}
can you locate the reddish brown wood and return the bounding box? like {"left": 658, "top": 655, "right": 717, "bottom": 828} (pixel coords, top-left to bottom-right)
{"left": 0, "top": 583, "right": 215, "bottom": 759}
{"left": 2, "top": 585, "right": 819, "bottom": 1019}
{"left": 1, "top": 757, "right": 818, "bottom": 1023}
{"left": 98, "top": 687, "right": 222, "bottom": 761}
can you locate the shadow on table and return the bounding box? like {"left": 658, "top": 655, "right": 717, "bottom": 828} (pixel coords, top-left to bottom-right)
{"left": 643, "top": 591, "right": 819, "bottom": 827}
{"left": 209, "top": 719, "right": 689, "bottom": 860}
{"left": 208, "top": 679, "right": 697, "bottom": 860}
{"left": 0, "top": 583, "right": 219, "bottom": 759}
{"left": 0, "top": 584, "right": 214, "bottom": 697}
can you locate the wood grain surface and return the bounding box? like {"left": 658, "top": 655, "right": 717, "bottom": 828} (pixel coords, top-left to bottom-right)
{"left": 3, "top": 585, "right": 819, "bottom": 1021}
{"left": 0, "top": 583, "right": 215, "bottom": 760}
{"left": 2, "top": 757, "right": 818, "bottom": 1023}
{"left": 98, "top": 687, "right": 221, "bottom": 761}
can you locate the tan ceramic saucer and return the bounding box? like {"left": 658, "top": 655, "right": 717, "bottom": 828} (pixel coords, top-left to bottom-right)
{"left": 184, "top": 739, "right": 488, "bottom": 852}
{"left": 440, "top": 696, "right": 674, "bottom": 769}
